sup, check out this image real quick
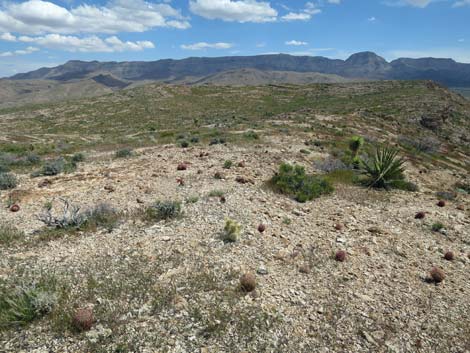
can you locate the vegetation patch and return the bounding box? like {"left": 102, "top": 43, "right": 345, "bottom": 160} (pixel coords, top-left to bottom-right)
{"left": 145, "top": 200, "right": 182, "bottom": 222}
{"left": 0, "top": 172, "right": 18, "bottom": 190}
{"left": 270, "top": 163, "right": 334, "bottom": 203}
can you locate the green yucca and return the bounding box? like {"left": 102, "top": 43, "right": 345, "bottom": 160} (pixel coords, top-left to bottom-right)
{"left": 361, "top": 147, "right": 406, "bottom": 189}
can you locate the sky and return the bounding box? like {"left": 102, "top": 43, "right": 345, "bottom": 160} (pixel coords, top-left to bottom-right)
{"left": 0, "top": 0, "right": 469, "bottom": 77}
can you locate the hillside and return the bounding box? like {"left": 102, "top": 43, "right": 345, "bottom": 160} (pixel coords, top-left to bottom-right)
{"left": 9, "top": 52, "right": 470, "bottom": 87}
{"left": 189, "top": 68, "right": 353, "bottom": 85}
{"left": 0, "top": 81, "right": 469, "bottom": 352}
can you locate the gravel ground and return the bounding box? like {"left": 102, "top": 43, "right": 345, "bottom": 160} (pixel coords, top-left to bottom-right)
{"left": 0, "top": 136, "right": 469, "bottom": 353}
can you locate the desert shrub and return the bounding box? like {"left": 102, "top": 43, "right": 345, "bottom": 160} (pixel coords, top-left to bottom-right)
{"left": 0, "top": 223, "right": 24, "bottom": 245}
{"left": 85, "top": 203, "right": 120, "bottom": 232}
{"left": 186, "top": 196, "right": 199, "bottom": 204}
{"left": 0, "top": 163, "right": 9, "bottom": 173}
{"left": 0, "top": 283, "right": 57, "bottom": 328}
{"left": 37, "top": 199, "right": 87, "bottom": 229}
{"left": 360, "top": 146, "right": 408, "bottom": 190}
{"left": 314, "top": 156, "right": 348, "bottom": 173}
{"left": 115, "top": 148, "right": 133, "bottom": 158}
{"left": 398, "top": 135, "right": 440, "bottom": 154}
{"left": 455, "top": 182, "right": 470, "bottom": 194}
{"left": 349, "top": 136, "right": 364, "bottom": 157}
{"left": 209, "top": 138, "right": 226, "bottom": 146}
{"left": 326, "top": 169, "right": 358, "bottom": 185}
{"left": 270, "top": 163, "right": 334, "bottom": 203}
{"left": 179, "top": 140, "right": 189, "bottom": 148}
{"left": 145, "top": 201, "right": 182, "bottom": 222}
{"left": 71, "top": 153, "right": 85, "bottom": 163}
{"left": 244, "top": 130, "right": 259, "bottom": 140}
{"left": 0, "top": 173, "right": 17, "bottom": 190}
{"left": 223, "top": 160, "right": 233, "bottom": 169}
{"left": 432, "top": 222, "right": 445, "bottom": 232}
{"left": 435, "top": 191, "right": 456, "bottom": 201}
{"left": 222, "top": 218, "right": 241, "bottom": 242}
{"left": 35, "top": 158, "right": 72, "bottom": 176}
{"left": 190, "top": 136, "right": 200, "bottom": 143}
{"left": 208, "top": 190, "right": 225, "bottom": 197}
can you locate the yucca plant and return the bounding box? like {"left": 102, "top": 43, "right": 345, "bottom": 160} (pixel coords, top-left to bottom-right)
{"left": 361, "top": 147, "right": 406, "bottom": 189}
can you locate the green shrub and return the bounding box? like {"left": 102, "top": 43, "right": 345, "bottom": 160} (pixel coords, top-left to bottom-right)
{"left": 360, "top": 147, "right": 407, "bottom": 190}
{"left": 115, "top": 148, "right": 133, "bottom": 158}
{"left": 186, "top": 196, "right": 199, "bottom": 204}
{"left": 0, "top": 173, "right": 17, "bottom": 190}
{"left": 190, "top": 136, "right": 200, "bottom": 143}
{"left": 41, "top": 158, "right": 66, "bottom": 176}
{"left": 145, "top": 201, "right": 182, "bottom": 221}
{"left": 432, "top": 222, "right": 445, "bottom": 232}
{"left": 71, "top": 153, "right": 85, "bottom": 163}
{"left": 0, "top": 224, "right": 24, "bottom": 245}
{"left": 348, "top": 136, "right": 364, "bottom": 167}
{"left": 0, "top": 283, "right": 57, "bottom": 328}
{"left": 270, "top": 163, "right": 334, "bottom": 203}
{"left": 222, "top": 218, "right": 241, "bottom": 242}
{"left": 223, "top": 160, "right": 233, "bottom": 169}
{"left": 180, "top": 140, "right": 189, "bottom": 148}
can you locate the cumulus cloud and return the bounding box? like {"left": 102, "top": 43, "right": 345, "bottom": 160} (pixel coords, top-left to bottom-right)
{"left": 189, "top": 0, "right": 277, "bottom": 23}
{"left": 0, "top": 0, "right": 190, "bottom": 35}
{"left": 15, "top": 34, "right": 155, "bottom": 52}
{"left": 180, "top": 42, "right": 233, "bottom": 50}
{"left": 0, "top": 46, "right": 38, "bottom": 57}
{"left": 0, "top": 32, "right": 16, "bottom": 41}
{"left": 285, "top": 40, "right": 308, "bottom": 46}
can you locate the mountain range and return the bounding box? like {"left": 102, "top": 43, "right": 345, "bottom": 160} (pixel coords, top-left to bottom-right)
{"left": 1, "top": 51, "right": 470, "bottom": 108}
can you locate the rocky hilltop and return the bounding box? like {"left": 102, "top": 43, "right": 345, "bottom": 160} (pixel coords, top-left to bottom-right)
{"left": 0, "top": 81, "right": 469, "bottom": 352}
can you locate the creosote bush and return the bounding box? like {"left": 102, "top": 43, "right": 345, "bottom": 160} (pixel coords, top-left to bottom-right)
{"left": 145, "top": 201, "right": 182, "bottom": 222}
{"left": 270, "top": 163, "right": 334, "bottom": 203}
{"left": 0, "top": 172, "right": 18, "bottom": 190}
{"left": 222, "top": 218, "right": 241, "bottom": 242}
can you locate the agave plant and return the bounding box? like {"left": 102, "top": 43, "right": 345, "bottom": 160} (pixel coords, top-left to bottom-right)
{"left": 361, "top": 147, "right": 406, "bottom": 189}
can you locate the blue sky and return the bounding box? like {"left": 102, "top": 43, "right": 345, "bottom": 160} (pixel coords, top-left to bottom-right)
{"left": 0, "top": 0, "right": 469, "bottom": 77}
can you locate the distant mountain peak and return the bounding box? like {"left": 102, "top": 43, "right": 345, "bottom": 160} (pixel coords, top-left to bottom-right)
{"left": 345, "top": 51, "right": 388, "bottom": 65}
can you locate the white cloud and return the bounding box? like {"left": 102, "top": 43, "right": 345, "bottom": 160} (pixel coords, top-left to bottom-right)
{"left": 281, "top": 12, "right": 312, "bottom": 21}
{"left": 0, "top": 32, "right": 17, "bottom": 41}
{"left": 0, "top": 46, "right": 38, "bottom": 57}
{"left": 0, "top": 0, "right": 190, "bottom": 35}
{"left": 368, "top": 16, "right": 377, "bottom": 22}
{"left": 17, "top": 34, "right": 155, "bottom": 52}
{"left": 458, "top": 38, "right": 465, "bottom": 42}
{"left": 281, "top": 2, "right": 320, "bottom": 21}
{"left": 453, "top": 0, "right": 470, "bottom": 6}
{"left": 285, "top": 40, "right": 308, "bottom": 46}
{"left": 189, "top": 0, "right": 277, "bottom": 23}
{"left": 180, "top": 41, "right": 233, "bottom": 50}
{"left": 327, "top": 0, "right": 341, "bottom": 4}
{"left": 384, "top": 0, "right": 434, "bottom": 7}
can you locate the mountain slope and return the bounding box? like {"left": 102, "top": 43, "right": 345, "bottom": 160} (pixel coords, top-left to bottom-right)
{"left": 188, "top": 68, "right": 354, "bottom": 85}
{"left": 9, "top": 52, "right": 470, "bottom": 87}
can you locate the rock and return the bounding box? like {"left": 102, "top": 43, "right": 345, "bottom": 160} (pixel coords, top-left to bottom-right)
{"left": 444, "top": 251, "right": 454, "bottom": 261}
{"left": 257, "top": 266, "right": 268, "bottom": 275}
{"left": 177, "top": 163, "right": 187, "bottom": 171}
{"left": 299, "top": 264, "right": 311, "bottom": 274}
{"left": 104, "top": 185, "right": 115, "bottom": 192}
{"left": 257, "top": 224, "right": 266, "bottom": 233}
